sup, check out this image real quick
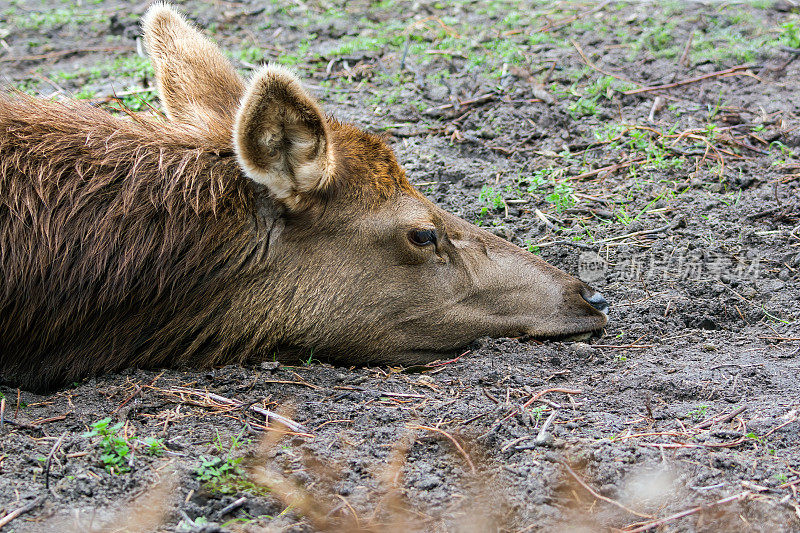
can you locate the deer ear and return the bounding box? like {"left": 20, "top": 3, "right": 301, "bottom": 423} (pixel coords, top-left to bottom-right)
{"left": 142, "top": 3, "right": 244, "bottom": 143}
{"left": 233, "top": 65, "right": 335, "bottom": 209}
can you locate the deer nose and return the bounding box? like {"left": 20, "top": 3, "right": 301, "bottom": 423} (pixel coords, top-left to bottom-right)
{"left": 583, "top": 291, "right": 609, "bottom": 315}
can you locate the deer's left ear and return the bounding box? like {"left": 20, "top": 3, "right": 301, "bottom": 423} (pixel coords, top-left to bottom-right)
{"left": 233, "top": 64, "right": 335, "bottom": 210}
{"left": 142, "top": 3, "right": 244, "bottom": 143}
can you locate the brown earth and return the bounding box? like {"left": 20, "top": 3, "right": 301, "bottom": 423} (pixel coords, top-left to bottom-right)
{"left": 0, "top": 1, "right": 798, "bottom": 532}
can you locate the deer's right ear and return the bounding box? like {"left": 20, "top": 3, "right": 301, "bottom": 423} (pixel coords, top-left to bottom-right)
{"left": 142, "top": 3, "right": 244, "bottom": 143}
{"left": 233, "top": 65, "right": 335, "bottom": 211}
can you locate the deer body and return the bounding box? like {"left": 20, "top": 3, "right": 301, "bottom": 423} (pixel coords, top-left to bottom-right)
{"left": 0, "top": 4, "right": 608, "bottom": 391}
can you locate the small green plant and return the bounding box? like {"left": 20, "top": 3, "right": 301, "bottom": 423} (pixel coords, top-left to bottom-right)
{"left": 194, "top": 431, "right": 265, "bottom": 495}
{"left": 687, "top": 404, "right": 709, "bottom": 421}
{"left": 745, "top": 431, "right": 774, "bottom": 453}
{"left": 195, "top": 455, "right": 245, "bottom": 493}
{"left": 523, "top": 239, "right": 540, "bottom": 254}
{"left": 84, "top": 418, "right": 131, "bottom": 474}
{"left": 141, "top": 436, "right": 165, "bottom": 457}
{"left": 74, "top": 88, "right": 97, "bottom": 100}
{"left": 231, "top": 46, "right": 264, "bottom": 65}
{"left": 615, "top": 206, "right": 633, "bottom": 226}
{"left": 779, "top": 20, "right": 800, "bottom": 48}
{"left": 567, "top": 76, "right": 635, "bottom": 119}
{"left": 526, "top": 169, "right": 550, "bottom": 192}
{"left": 529, "top": 405, "right": 547, "bottom": 423}
{"left": 177, "top": 515, "right": 210, "bottom": 532}
{"left": 478, "top": 185, "right": 506, "bottom": 210}
{"left": 545, "top": 182, "right": 575, "bottom": 213}
{"left": 568, "top": 96, "right": 598, "bottom": 118}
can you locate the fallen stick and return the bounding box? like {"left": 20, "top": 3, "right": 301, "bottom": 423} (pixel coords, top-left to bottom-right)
{"left": 1, "top": 419, "right": 42, "bottom": 432}
{"left": 623, "top": 489, "right": 755, "bottom": 532}
{"left": 571, "top": 39, "right": 640, "bottom": 87}
{"left": 522, "top": 388, "right": 582, "bottom": 410}
{"left": 692, "top": 406, "right": 747, "bottom": 430}
{"left": 203, "top": 391, "right": 307, "bottom": 434}
{"left": 44, "top": 432, "right": 67, "bottom": 490}
{"left": 113, "top": 384, "right": 143, "bottom": 414}
{"left": 598, "top": 223, "right": 674, "bottom": 243}
{"left": 501, "top": 388, "right": 582, "bottom": 423}
{"left": 623, "top": 65, "right": 752, "bottom": 95}
{"left": 160, "top": 388, "right": 307, "bottom": 434}
{"left": 760, "top": 416, "right": 798, "bottom": 439}
{"left": 423, "top": 93, "right": 494, "bottom": 114}
{"left": 560, "top": 461, "right": 652, "bottom": 519}
{"left": 568, "top": 158, "right": 646, "bottom": 181}
{"left": 0, "top": 46, "right": 135, "bottom": 62}
{"left": 0, "top": 496, "right": 45, "bottom": 529}
{"left": 32, "top": 414, "right": 70, "bottom": 425}
{"left": 218, "top": 496, "right": 247, "bottom": 517}
{"left": 411, "top": 425, "right": 476, "bottom": 474}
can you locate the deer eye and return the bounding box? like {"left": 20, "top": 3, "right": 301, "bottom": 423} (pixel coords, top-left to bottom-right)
{"left": 408, "top": 228, "right": 437, "bottom": 247}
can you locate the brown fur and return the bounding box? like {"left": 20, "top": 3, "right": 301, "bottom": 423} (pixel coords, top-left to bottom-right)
{"left": 0, "top": 94, "right": 252, "bottom": 389}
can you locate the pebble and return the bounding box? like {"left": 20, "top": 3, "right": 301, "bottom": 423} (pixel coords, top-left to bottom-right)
{"left": 571, "top": 342, "right": 594, "bottom": 358}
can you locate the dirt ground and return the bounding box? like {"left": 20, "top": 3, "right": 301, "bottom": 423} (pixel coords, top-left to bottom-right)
{"left": 1, "top": 1, "right": 799, "bottom": 531}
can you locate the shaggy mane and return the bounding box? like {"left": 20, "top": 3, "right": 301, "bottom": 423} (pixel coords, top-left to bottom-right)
{"left": 0, "top": 94, "right": 259, "bottom": 389}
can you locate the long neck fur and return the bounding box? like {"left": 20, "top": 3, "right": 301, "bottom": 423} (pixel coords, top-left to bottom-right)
{"left": 0, "top": 94, "right": 268, "bottom": 390}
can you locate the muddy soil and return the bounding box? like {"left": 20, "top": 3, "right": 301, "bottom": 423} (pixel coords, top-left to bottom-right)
{"left": 1, "top": 1, "right": 799, "bottom": 531}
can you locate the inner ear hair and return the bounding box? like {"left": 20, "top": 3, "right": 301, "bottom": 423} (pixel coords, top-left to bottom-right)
{"left": 142, "top": 3, "right": 244, "bottom": 145}
{"left": 233, "top": 64, "right": 335, "bottom": 209}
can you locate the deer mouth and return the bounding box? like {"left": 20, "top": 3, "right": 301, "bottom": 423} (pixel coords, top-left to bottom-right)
{"left": 523, "top": 326, "right": 604, "bottom": 344}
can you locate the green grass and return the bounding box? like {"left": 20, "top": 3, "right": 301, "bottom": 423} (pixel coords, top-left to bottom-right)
{"left": 8, "top": 7, "right": 106, "bottom": 30}
{"left": 74, "top": 88, "right": 97, "bottom": 100}
{"left": 566, "top": 76, "right": 636, "bottom": 119}
{"left": 545, "top": 181, "right": 575, "bottom": 213}
{"left": 479, "top": 185, "right": 506, "bottom": 211}
{"left": 779, "top": 20, "right": 800, "bottom": 47}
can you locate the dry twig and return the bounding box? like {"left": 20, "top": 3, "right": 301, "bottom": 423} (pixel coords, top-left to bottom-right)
{"left": 159, "top": 387, "right": 308, "bottom": 434}
{"left": 0, "top": 496, "right": 45, "bottom": 529}
{"left": 622, "top": 489, "right": 757, "bottom": 532}
{"left": 0, "top": 45, "right": 135, "bottom": 62}
{"left": 624, "top": 65, "right": 753, "bottom": 95}
{"left": 560, "top": 461, "right": 652, "bottom": 519}
{"left": 410, "top": 425, "right": 476, "bottom": 474}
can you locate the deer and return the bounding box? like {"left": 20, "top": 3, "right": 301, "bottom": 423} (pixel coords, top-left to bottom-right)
{"left": 0, "top": 3, "right": 608, "bottom": 392}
